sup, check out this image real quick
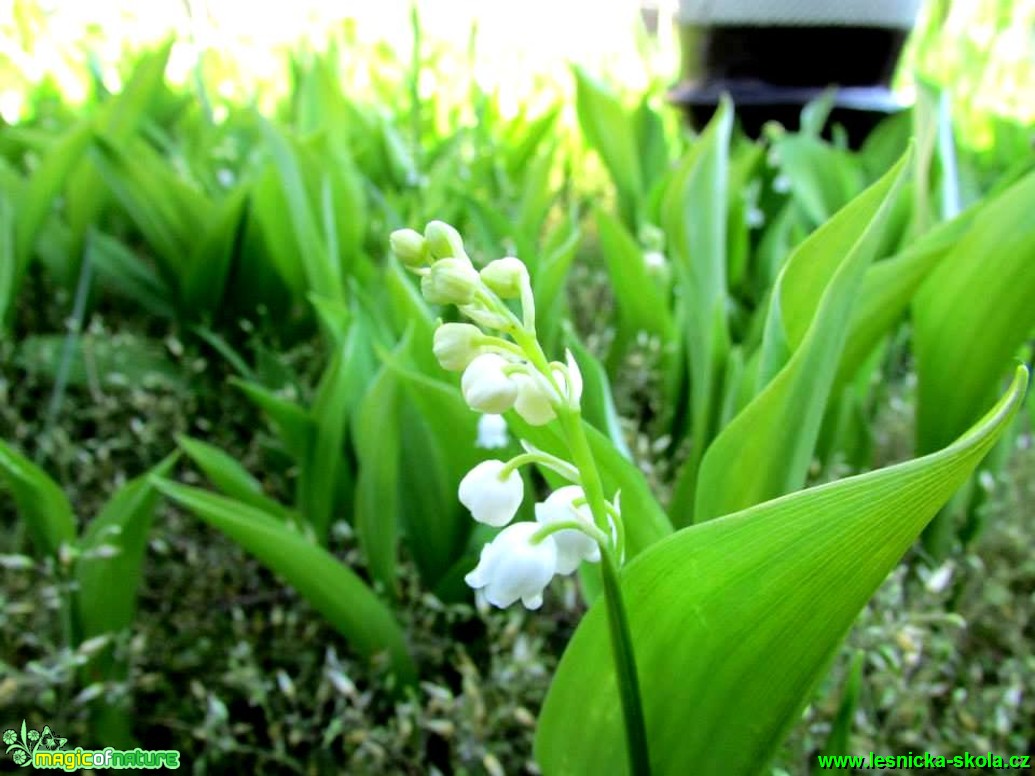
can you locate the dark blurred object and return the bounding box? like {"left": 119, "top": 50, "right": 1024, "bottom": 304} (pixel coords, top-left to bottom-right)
{"left": 671, "top": 0, "right": 923, "bottom": 146}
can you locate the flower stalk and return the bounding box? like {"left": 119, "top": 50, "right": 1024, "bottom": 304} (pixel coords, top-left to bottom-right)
{"left": 391, "top": 219, "right": 651, "bottom": 775}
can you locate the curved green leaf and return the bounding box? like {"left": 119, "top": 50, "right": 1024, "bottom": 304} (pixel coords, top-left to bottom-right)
{"left": 0, "top": 440, "right": 76, "bottom": 557}
{"left": 536, "top": 366, "right": 1027, "bottom": 776}
{"left": 694, "top": 153, "right": 909, "bottom": 522}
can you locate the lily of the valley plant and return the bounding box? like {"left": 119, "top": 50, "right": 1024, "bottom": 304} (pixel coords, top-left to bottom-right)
{"left": 391, "top": 221, "right": 651, "bottom": 774}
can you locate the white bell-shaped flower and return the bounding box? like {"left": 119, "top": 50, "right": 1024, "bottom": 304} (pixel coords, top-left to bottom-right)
{"left": 476, "top": 414, "right": 510, "bottom": 449}
{"left": 513, "top": 372, "right": 557, "bottom": 426}
{"left": 433, "top": 323, "right": 483, "bottom": 371}
{"left": 461, "top": 354, "right": 519, "bottom": 413}
{"left": 534, "top": 485, "right": 601, "bottom": 574}
{"left": 458, "top": 459, "right": 523, "bottom": 527}
{"left": 464, "top": 522, "right": 558, "bottom": 609}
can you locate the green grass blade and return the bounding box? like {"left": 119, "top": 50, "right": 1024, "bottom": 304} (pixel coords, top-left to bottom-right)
{"left": 153, "top": 479, "right": 417, "bottom": 686}
{"left": 536, "top": 366, "right": 1027, "bottom": 776}
{"left": 0, "top": 440, "right": 76, "bottom": 557}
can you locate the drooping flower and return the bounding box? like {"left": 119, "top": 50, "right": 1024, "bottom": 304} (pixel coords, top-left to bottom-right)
{"left": 513, "top": 372, "right": 558, "bottom": 426}
{"left": 458, "top": 460, "right": 524, "bottom": 527}
{"left": 476, "top": 414, "right": 510, "bottom": 449}
{"left": 464, "top": 522, "right": 558, "bottom": 609}
{"left": 461, "top": 354, "right": 519, "bottom": 413}
{"left": 425, "top": 220, "right": 468, "bottom": 260}
{"left": 534, "top": 485, "right": 601, "bottom": 574}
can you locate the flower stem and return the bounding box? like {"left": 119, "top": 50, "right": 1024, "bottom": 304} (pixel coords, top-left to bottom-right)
{"left": 557, "top": 409, "right": 651, "bottom": 776}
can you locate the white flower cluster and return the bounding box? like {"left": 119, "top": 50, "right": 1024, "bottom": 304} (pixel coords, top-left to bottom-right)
{"left": 459, "top": 461, "right": 603, "bottom": 609}
{"left": 391, "top": 220, "right": 622, "bottom": 610}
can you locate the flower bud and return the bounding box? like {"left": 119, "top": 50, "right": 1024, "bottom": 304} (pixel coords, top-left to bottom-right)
{"left": 534, "top": 486, "right": 600, "bottom": 574}
{"left": 421, "top": 258, "right": 480, "bottom": 305}
{"left": 433, "top": 323, "right": 483, "bottom": 372}
{"left": 464, "top": 521, "right": 558, "bottom": 609}
{"left": 425, "top": 220, "right": 467, "bottom": 260}
{"left": 461, "top": 354, "right": 519, "bottom": 413}
{"left": 458, "top": 459, "right": 523, "bottom": 526}
{"left": 389, "top": 228, "right": 428, "bottom": 269}
{"left": 480, "top": 257, "right": 528, "bottom": 299}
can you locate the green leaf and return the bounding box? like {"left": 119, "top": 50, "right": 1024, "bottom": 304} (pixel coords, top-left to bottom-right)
{"left": 153, "top": 479, "right": 417, "bottom": 686}
{"left": 596, "top": 208, "right": 673, "bottom": 356}
{"left": 12, "top": 120, "right": 92, "bottom": 294}
{"left": 353, "top": 364, "right": 402, "bottom": 595}
{"left": 16, "top": 334, "right": 184, "bottom": 390}
{"left": 87, "top": 229, "right": 174, "bottom": 318}
{"left": 694, "top": 153, "right": 910, "bottom": 522}
{"left": 662, "top": 100, "right": 733, "bottom": 523}
{"left": 914, "top": 170, "right": 1035, "bottom": 453}
{"left": 232, "top": 379, "right": 315, "bottom": 463}
{"left": 0, "top": 440, "right": 76, "bottom": 557}
{"left": 573, "top": 66, "right": 643, "bottom": 226}
{"left": 176, "top": 436, "right": 295, "bottom": 523}
{"left": 536, "top": 366, "right": 1027, "bottom": 776}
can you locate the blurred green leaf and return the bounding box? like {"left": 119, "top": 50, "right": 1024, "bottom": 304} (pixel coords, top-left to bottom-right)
{"left": 914, "top": 169, "right": 1035, "bottom": 454}
{"left": 0, "top": 440, "right": 76, "bottom": 557}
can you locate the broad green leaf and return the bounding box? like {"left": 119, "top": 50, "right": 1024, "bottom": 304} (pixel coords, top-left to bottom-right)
{"left": 662, "top": 100, "right": 732, "bottom": 524}
{"left": 694, "top": 154, "right": 910, "bottom": 522}
{"left": 536, "top": 367, "right": 1027, "bottom": 776}
{"left": 771, "top": 133, "right": 865, "bottom": 226}
{"left": 0, "top": 440, "right": 76, "bottom": 557}
{"left": 914, "top": 170, "right": 1035, "bottom": 454}
{"left": 834, "top": 208, "right": 973, "bottom": 388}
{"left": 176, "top": 436, "right": 294, "bottom": 524}
{"left": 154, "top": 480, "right": 417, "bottom": 686}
